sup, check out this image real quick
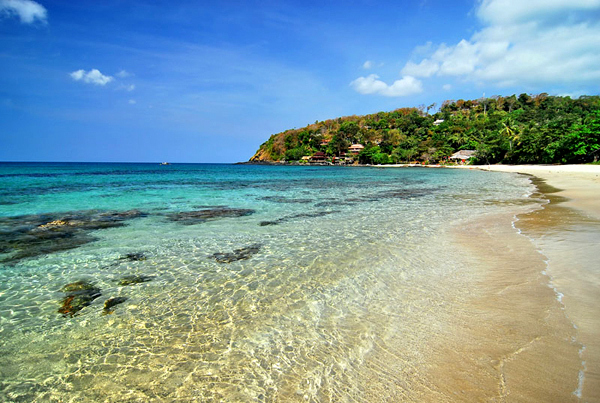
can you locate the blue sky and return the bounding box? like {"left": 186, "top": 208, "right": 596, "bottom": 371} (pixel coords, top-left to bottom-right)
{"left": 1, "top": 0, "right": 599, "bottom": 163}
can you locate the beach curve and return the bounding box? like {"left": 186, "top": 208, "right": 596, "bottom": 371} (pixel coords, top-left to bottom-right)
{"left": 447, "top": 164, "right": 600, "bottom": 401}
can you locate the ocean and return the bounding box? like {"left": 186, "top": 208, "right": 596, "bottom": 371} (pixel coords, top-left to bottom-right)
{"left": 0, "top": 162, "right": 537, "bottom": 402}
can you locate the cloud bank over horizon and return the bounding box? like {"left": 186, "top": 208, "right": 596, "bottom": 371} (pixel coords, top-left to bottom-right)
{"left": 352, "top": 0, "right": 600, "bottom": 96}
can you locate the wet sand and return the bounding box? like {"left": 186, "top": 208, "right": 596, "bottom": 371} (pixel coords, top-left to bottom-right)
{"left": 356, "top": 208, "right": 583, "bottom": 402}
{"left": 440, "top": 164, "right": 600, "bottom": 401}
{"left": 454, "top": 164, "right": 600, "bottom": 219}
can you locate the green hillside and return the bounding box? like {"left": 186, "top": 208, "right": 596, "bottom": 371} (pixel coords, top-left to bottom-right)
{"left": 250, "top": 94, "right": 600, "bottom": 165}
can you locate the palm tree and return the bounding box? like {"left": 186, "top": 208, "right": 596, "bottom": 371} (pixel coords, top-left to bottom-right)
{"left": 501, "top": 118, "right": 520, "bottom": 150}
{"left": 448, "top": 127, "right": 470, "bottom": 148}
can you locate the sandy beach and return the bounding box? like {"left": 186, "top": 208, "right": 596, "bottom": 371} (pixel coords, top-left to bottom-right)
{"left": 452, "top": 164, "right": 600, "bottom": 219}
{"left": 441, "top": 164, "right": 600, "bottom": 401}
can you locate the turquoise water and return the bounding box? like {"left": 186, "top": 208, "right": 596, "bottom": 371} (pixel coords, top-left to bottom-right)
{"left": 0, "top": 163, "right": 535, "bottom": 402}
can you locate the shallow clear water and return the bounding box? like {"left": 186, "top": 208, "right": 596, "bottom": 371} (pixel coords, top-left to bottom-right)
{"left": 0, "top": 163, "right": 534, "bottom": 402}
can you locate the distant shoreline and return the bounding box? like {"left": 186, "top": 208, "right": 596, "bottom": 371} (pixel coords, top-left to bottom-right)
{"left": 449, "top": 164, "right": 600, "bottom": 219}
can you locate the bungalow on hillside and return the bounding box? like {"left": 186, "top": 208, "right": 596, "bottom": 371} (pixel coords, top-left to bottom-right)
{"left": 449, "top": 150, "right": 476, "bottom": 164}
{"left": 433, "top": 119, "right": 445, "bottom": 126}
{"left": 348, "top": 144, "right": 365, "bottom": 154}
{"left": 311, "top": 151, "right": 327, "bottom": 162}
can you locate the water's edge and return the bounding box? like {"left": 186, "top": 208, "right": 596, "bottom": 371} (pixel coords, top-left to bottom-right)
{"left": 2, "top": 164, "right": 590, "bottom": 401}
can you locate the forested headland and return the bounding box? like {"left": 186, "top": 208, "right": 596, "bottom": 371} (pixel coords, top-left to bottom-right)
{"left": 250, "top": 94, "right": 600, "bottom": 165}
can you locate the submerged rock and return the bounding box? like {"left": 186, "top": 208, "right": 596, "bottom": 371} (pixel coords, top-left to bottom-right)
{"left": 119, "top": 252, "right": 147, "bottom": 261}
{"left": 4, "top": 234, "right": 95, "bottom": 262}
{"left": 58, "top": 281, "right": 101, "bottom": 317}
{"left": 211, "top": 244, "right": 261, "bottom": 263}
{"left": 259, "top": 211, "right": 338, "bottom": 226}
{"left": 314, "top": 200, "right": 356, "bottom": 208}
{"left": 0, "top": 209, "right": 147, "bottom": 263}
{"left": 167, "top": 207, "right": 255, "bottom": 225}
{"left": 103, "top": 297, "right": 128, "bottom": 314}
{"left": 38, "top": 220, "right": 68, "bottom": 229}
{"left": 259, "top": 196, "right": 313, "bottom": 204}
{"left": 60, "top": 280, "right": 98, "bottom": 293}
{"left": 117, "top": 275, "right": 153, "bottom": 286}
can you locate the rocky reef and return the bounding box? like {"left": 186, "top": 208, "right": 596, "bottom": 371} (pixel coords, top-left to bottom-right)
{"left": 259, "top": 196, "right": 313, "bottom": 204}
{"left": 58, "top": 280, "right": 101, "bottom": 317}
{"left": 0, "top": 205, "right": 258, "bottom": 264}
{"left": 58, "top": 273, "right": 154, "bottom": 317}
{"left": 0, "top": 209, "right": 146, "bottom": 263}
{"left": 117, "top": 275, "right": 153, "bottom": 286}
{"left": 259, "top": 211, "right": 338, "bottom": 226}
{"left": 119, "top": 252, "right": 147, "bottom": 261}
{"left": 103, "top": 297, "right": 128, "bottom": 315}
{"left": 167, "top": 207, "right": 255, "bottom": 225}
{"left": 211, "top": 244, "right": 261, "bottom": 263}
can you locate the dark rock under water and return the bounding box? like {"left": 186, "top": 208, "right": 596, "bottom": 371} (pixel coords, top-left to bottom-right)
{"left": 259, "top": 196, "right": 313, "bottom": 204}
{"left": 103, "top": 297, "right": 128, "bottom": 314}
{"left": 117, "top": 275, "right": 153, "bottom": 286}
{"left": 119, "top": 252, "right": 147, "bottom": 261}
{"left": 60, "top": 280, "right": 99, "bottom": 293}
{"left": 0, "top": 209, "right": 147, "bottom": 263}
{"left": 167, "top": 207, "right": 255, "bottom": 225}
{"left": 259, "top": 211, "right": 339, "bottom": 226}
{"left": 58, "top": 280, "right": 101, "bottom": 317}
{"left": 211, "top": 244, "right": 261, "bottom": 263}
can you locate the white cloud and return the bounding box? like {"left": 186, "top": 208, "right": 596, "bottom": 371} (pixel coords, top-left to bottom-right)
{"left": 0, "top": 0, "right": 46, "bottom": 24}
{"left": 401, "top": 0, "right": 600, "bottom": 89}
{"left": 384, "top": 76, "right": 423, "bottom": 96}
{"left": 128, "top": 99, "right": 136, "bottom": 104}
{"left": 443, "top": 84, "right": 452, "bottom": 91}
{"left": 362, "top": 60, "right": 373, "bottom": 69}
{"left": 70, "top": 70, "right": 84, "bottom": 81}
{"left": 351, "top": 74, "right": 387, "bottom": 94}
{"left": 401, "top": 59, "right": 439, "bottom": 77}
{"left": 413, "top": 41, "right": 433, "bottom": 56}
{"left": 437, "top": 40, "right": 479, "bottom": 76}
{"left": 70, "top": 69, "right": 114, "bottom": 86}
{"left": 350, "top": 74, "right": 423, "bottom": 97}
{"left": 477, "top": 0, "right": 600, "bottom": 25}
{"left": 118, "top": 83, "right": 135, "bottom": 91}
{"left": 116, "top": 70, "right": 132, "bottom": 78}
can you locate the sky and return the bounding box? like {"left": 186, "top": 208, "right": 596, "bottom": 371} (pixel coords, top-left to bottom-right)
{"left": 1, "top": 0, "right": 599, "bottom": 163}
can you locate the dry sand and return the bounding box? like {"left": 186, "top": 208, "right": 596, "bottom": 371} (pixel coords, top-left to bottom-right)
{"left": 443, "top": 164, "right": 600, "bottom": 402}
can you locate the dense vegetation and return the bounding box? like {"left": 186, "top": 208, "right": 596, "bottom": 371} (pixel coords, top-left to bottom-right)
{"left": 250, "top": 94, "right": 600, "bottom": 165}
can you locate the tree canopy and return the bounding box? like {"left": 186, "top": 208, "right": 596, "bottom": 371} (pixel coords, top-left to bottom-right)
{"left": 250, "top": 94, "right": 600, "bottom": 165}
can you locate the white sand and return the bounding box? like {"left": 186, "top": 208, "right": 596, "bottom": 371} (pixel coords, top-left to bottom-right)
{"left": 363, "top": 163, "right": 600, "bottom": 399}
{"left": 450, "top": 164, "right": 600, "bottom": 220}
{"left": 450, "top": 164, "right": 600, "bottom": 401}
{"left": 375, "top": 163, "right": 600, "bottom": 399}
